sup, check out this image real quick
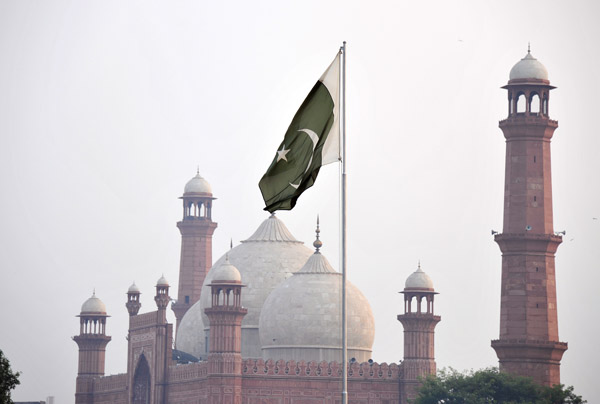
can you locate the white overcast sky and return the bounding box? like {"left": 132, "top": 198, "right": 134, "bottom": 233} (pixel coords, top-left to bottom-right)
{"left": 1, "top": 1, "right": 599, "bottom": 402}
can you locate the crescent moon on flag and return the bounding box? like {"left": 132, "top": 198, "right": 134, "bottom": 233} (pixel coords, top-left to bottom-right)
{"left": 289, "top": 128, "right": 319, "bottom": 189}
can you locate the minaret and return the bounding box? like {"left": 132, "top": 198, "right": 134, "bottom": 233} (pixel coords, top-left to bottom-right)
{"left": 172, "top": 171, "right": 218, "bottom": 331}
{"left": 205, "top": 255, "right": 247, "bottom": 403}
{"left": 73, "top": 292, "right": 111, "bottom": 404}
{"left": 398, "top": 263, "right": 440, "bottom": 404}
{"left": 491, "top": 49, "right": 567, "bottom": 386}
{"left": 155, "top": 275, "right": 171, "bottom": 322}
{"left": 153, "top": 275, "right": 172, "bottom": 404}
{"left": 126, "top": 282, "right": 141, "bottom": 316}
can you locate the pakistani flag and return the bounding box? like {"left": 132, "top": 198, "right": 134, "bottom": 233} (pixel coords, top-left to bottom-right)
{"left": 259, "top": 53, "right": 340, "bottom": 213}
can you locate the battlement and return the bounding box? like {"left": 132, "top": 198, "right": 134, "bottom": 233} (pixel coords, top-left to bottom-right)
{"left": 168, "top": 361, "right": 210, "bottom": 382}
{"left": 241, "top": 358, "right": 401, "bottom": 380}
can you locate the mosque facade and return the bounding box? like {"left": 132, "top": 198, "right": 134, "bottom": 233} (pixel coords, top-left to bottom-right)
{"left": 73, "top": 51, "right": 565, "bottom": 404}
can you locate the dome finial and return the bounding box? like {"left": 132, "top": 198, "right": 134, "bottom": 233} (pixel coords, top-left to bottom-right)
{"left": 226, "top": 238, "right": 233, "bottom": 261}
{"left": 196, "top": 165, "right": 199, "bottom": 175}
{"left": 417, "top": 260, "right": 423, "bottom": 272}
{"left": 313, "top": 215, "right": 322, "bottom": 253}
{"left": 528, "top": 42, "right": 531, "bottom": 54}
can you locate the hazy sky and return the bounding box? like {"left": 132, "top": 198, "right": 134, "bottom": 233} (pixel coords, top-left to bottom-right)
{"left": 1, "top": 1, "right": 599, "bottom": 402}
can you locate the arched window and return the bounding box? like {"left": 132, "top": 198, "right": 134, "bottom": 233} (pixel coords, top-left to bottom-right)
{"left": 543, "top": 97, "right": 548, "bottom": 115}
{"left": 516, "top": 93, "right": 526, "bottom": 114}
{"left": 530, "top": 93, "right": 540, "bottom": 115}
{"left": 132, "top": 355, "right": 151, "bottom": 404}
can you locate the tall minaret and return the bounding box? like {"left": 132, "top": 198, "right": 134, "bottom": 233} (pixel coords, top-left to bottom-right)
{"left": 205, "top": 256, "right": 247, "bottom": 403}
{"left": 73, "top": 292, "right": 111, "bottom": 404}
{"left": 491, "top": 49, "right": 567, "bottom": 386}
{"left": 398, "top": 264, "right": 440, "bottom": 404}
{"left": 172, "top": 171, "right": 217, "bottom": 331}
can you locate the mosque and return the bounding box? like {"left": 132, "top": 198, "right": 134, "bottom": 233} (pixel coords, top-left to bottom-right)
{"left": 72, "top": 50, "right": 567, "bottom": 404}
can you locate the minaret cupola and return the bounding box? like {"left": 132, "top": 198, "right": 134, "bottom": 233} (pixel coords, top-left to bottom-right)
{"left": 126, "top": 282, "right": 141, "bottom": 316}
{"left": 504, "top": 46, "right": 554, "bottom": 119}
{"left": 182, "top": 169, "right": 215, "bottom": 220}
{"left": 155, "top": 275, "right": 170, "bottom": 311}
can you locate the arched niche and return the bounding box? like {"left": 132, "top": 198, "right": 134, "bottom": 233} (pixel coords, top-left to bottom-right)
{"left": 132, "top": 354, "right": 151, "bottom": 404}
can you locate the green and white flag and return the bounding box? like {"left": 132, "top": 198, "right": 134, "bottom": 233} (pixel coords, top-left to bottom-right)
{"left": 259, "top": 53, "right": 340, "bottom": 213}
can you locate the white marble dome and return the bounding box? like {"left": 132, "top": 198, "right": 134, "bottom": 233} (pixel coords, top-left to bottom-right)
{"left": 509, "top": 51, "right": 548, "bottom": 81}
{"left": 128, "top": 282, "right": 140, "bottom": 293}
{"left": 80, "top": 292, "right": 107, "bottom": 315}
{"left": 212, "top": 256, "right": 241, "bottom": 283}
{"left": 175, "top": 214, "right": 313, "bottom": 359}
{"left": 405, "top": 264, "right": 434, "bottom": 291}
{"left": 184, "top": 172, "right": 212, "bottom": 195}
{"left": 259, "top": 248, "right": 375, "bottom": 363}
{"left": 156, "top": 275, "right": 169, "bottom": 287}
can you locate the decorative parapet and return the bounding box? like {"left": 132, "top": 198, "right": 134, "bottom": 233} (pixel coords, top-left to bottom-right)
{"left": 130, "top": 311, "right": 159, "bottom": 330}
{"left": 94, "top": 373, "right": 127, "bottom": 392}
{"left": 168, "top": 361, "right": 210, "bottom": 382}
{"left": 241, "top": 359, "right": 400, "bottom": 380}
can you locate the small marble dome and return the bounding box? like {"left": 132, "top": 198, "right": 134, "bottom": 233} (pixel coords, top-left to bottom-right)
{"left": 211, "top": 256, "right": 242, "bottom": 283}
{"left": 175, "top": 214, "right": 313, "bottom": 360}
{"left": 81, "top": 292, "right": 107, "bottom": 315}
{"left": 509, "top": 51, "right": 549, "bottom": 81}
{"left": 128, "top": 282, "right": 140, "bottom": 293}
{"left": 405, "top": 263, "right": 434, "bottom": 291}
{"left": 156, "top": 275, "right": 169, "bottom": 287}
{"left": 184, "top": 171, "right": 212, "bottom": 195}
{"left": 259, "top": 233, "right": 375, "bottom": 363}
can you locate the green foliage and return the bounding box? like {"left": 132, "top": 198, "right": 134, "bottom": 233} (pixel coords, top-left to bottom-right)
{"left": 412, "top": 367, "right": 585, "bottom": 404}
{"left": 0, "top": 349, "right": 20, "bottom": 404}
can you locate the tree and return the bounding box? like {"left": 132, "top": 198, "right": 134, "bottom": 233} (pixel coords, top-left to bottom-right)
{"left": 412, "top": 367, "right": 585, "bottom": 404}
{"left": 0, "top": 349, "right": 20, "bottom": 404}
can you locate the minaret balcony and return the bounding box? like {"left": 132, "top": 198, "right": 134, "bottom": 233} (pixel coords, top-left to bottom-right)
{"left": 499, "top": 116, "right": 558, "bottom": 141}
{"left": 494, "top": 232, "right": 562, "bottom": 254}
{"left": 500, "top": 115, "right": 557, "bottom": 126}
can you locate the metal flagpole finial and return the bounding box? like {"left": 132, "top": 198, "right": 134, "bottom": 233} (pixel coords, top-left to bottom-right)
{"left": 313, "top": 215, "right": 322, "bottom": 253}
{"left": 226, "top": 238, "right": 233, "bottom": 261}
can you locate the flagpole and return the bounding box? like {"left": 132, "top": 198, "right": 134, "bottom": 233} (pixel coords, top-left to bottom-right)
{"left": 340, "top": 40, "right": 348, "bottom": 404}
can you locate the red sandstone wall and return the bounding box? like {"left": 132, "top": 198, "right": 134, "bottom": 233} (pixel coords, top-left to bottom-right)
{"left": 164, "top": 360, "right": 401, "bottom": 404}
{"left": 92, "top": 373, "right": 128, "bottom": 404}
{"left": 167, "top": 362, "right": 211, "bottom": 403}
{"left": 241, "top": 359, "right": 401, "bottom": 404}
